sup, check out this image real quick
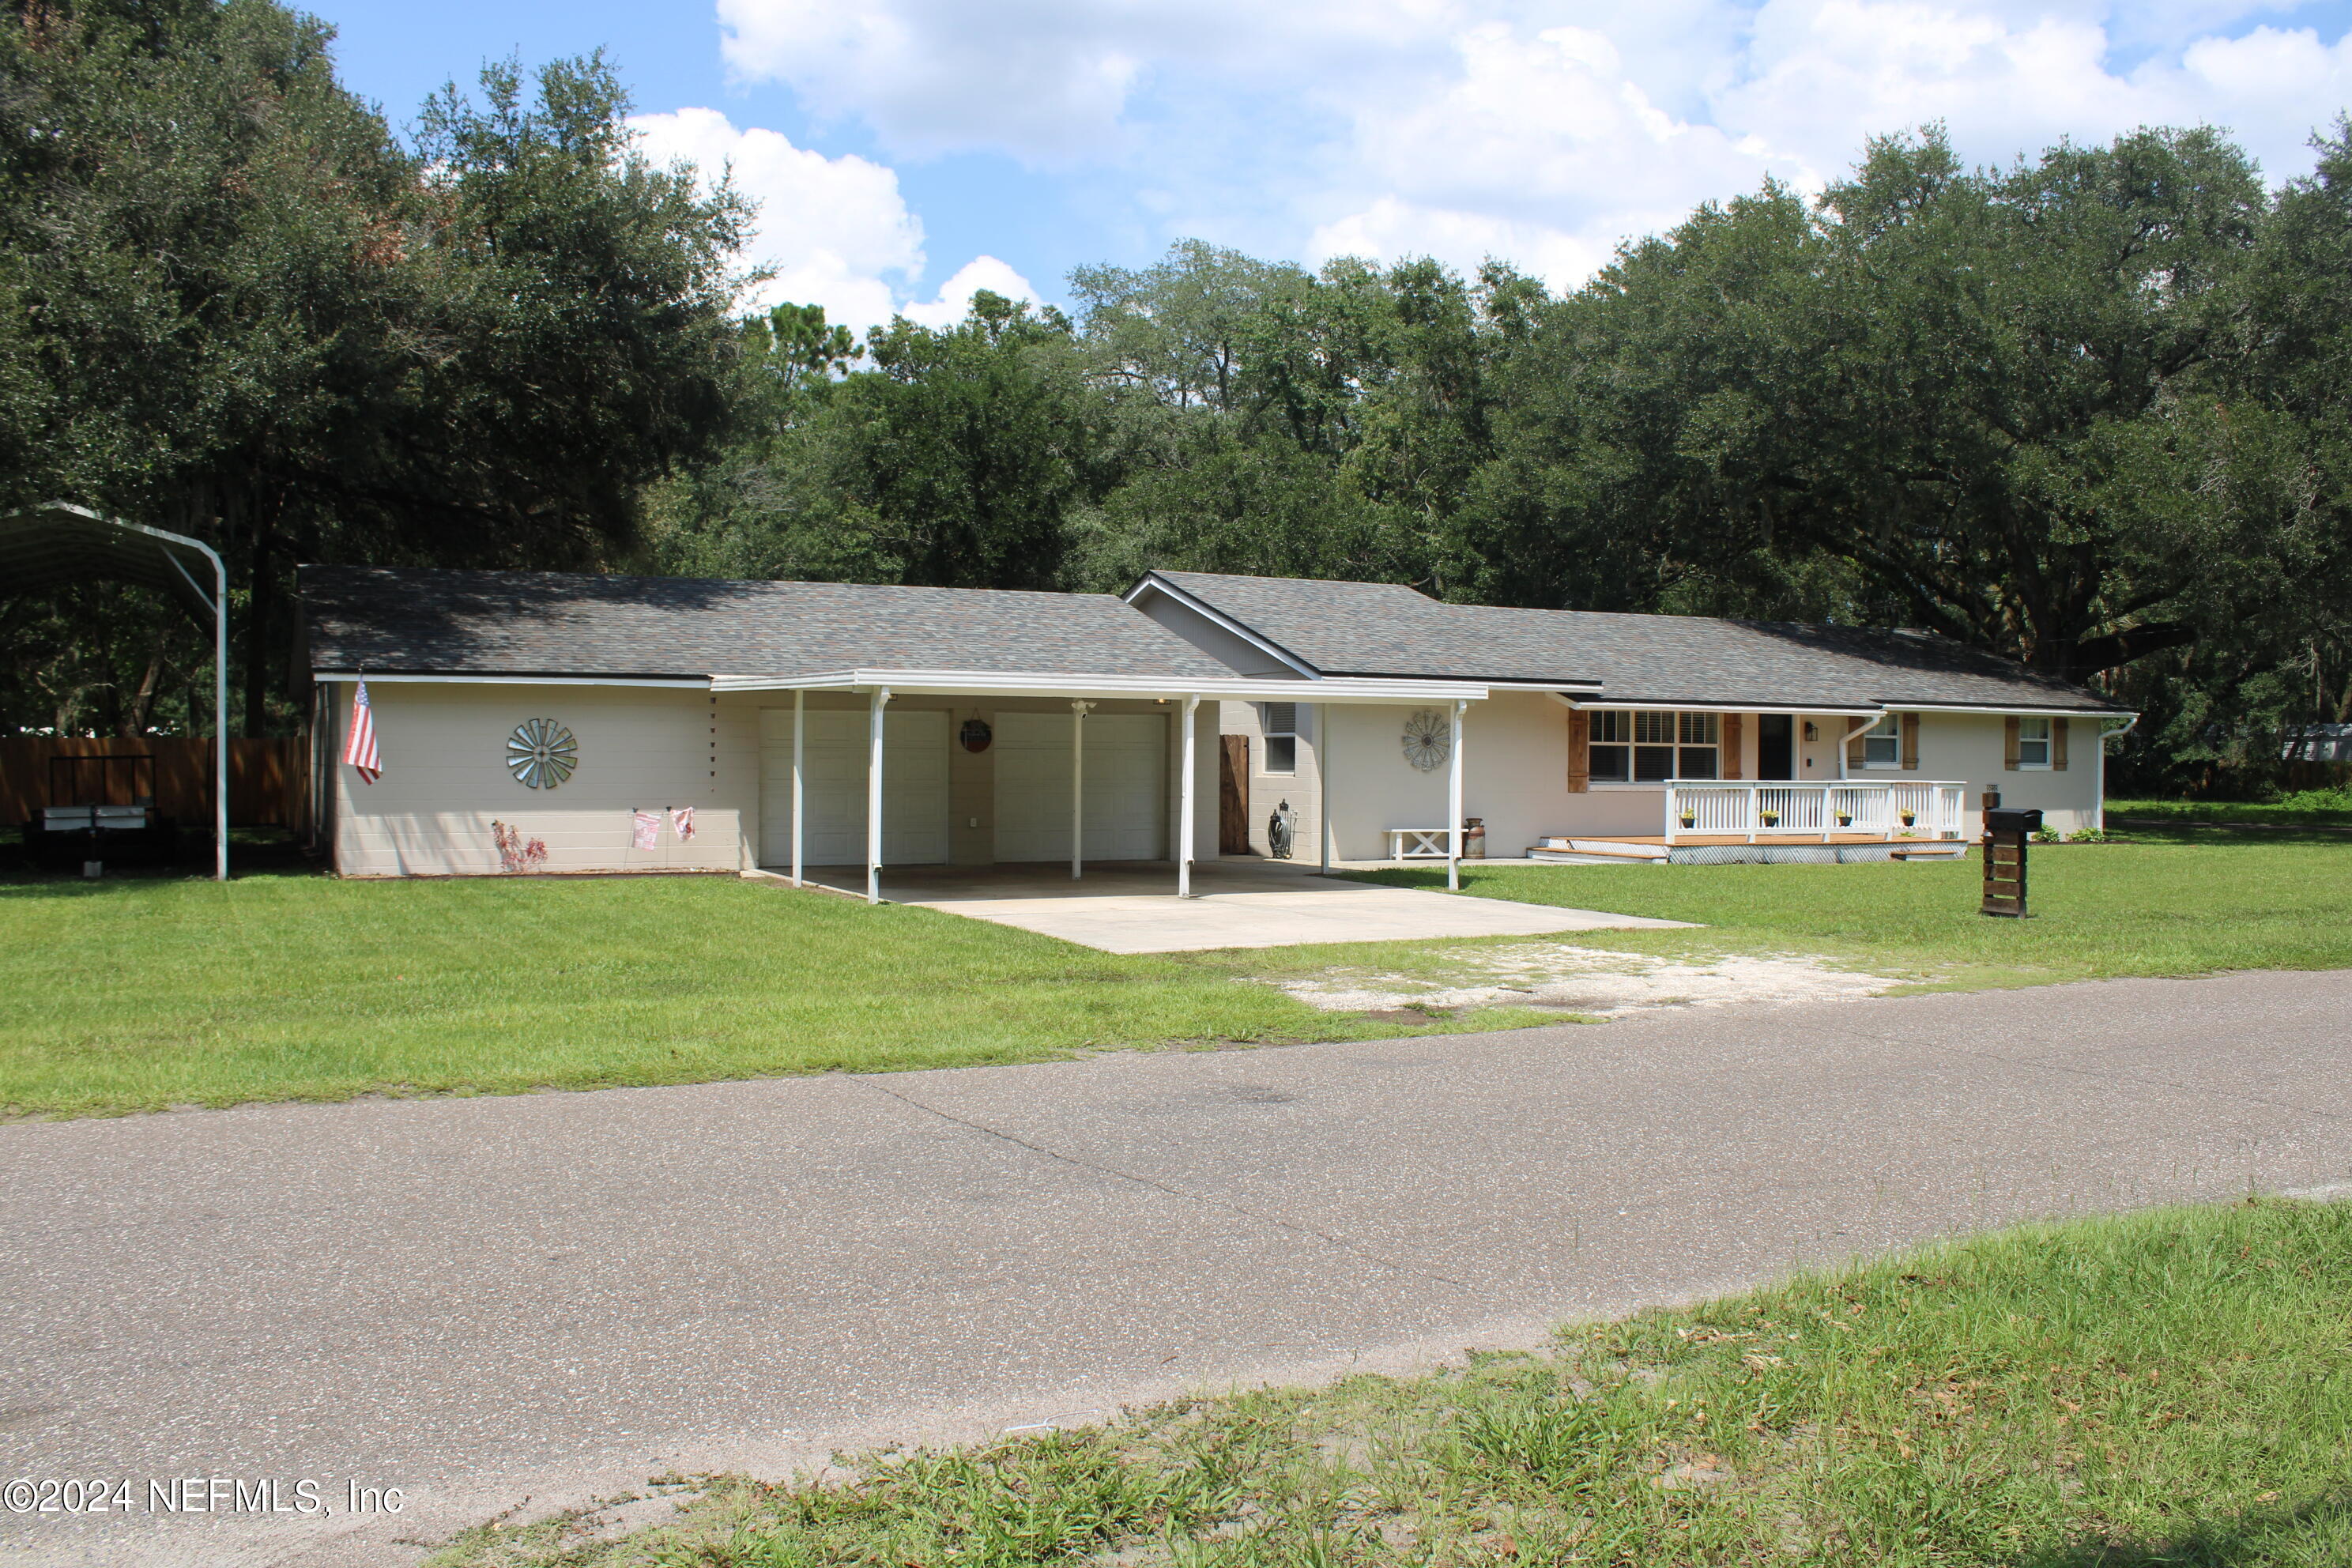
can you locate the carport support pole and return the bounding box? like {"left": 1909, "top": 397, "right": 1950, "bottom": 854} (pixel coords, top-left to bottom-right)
{"left": 211, "top": 548, "right": 227, "bottom": 882}
{"left": 1178, "top": 695, "right": 1199, "bottom": 898}
{"left": 1070, "top": 699, "right": 1094, "bottom": 880}
{"left": 790, "top": 690, "right": 805, "bottom": 887}
{"left": 1317, "top": 702, "right": 1332, "bottom": 875}
{"left": 1446, "top": 699, "right": 1466, "bottom": 891}
{"left": 866, "top": 687, "right": 891, "bottom": 904}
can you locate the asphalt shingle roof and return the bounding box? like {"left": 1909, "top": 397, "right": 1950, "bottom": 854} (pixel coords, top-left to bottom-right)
{"left": 300, "top": 567, "right": 1242, "bottom": 682}
{"left": 1148, "top": 570, "right": 2123, "bottom": 713}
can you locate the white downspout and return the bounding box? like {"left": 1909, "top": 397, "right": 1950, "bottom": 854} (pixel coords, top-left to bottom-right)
{"left": 1178, "top": 695, "right": 1198, "bottom": 898}
{"left": 866, "top": 687, "right": 890, "bottom": 904}
{"left": 2096, "top": 714, "right": 2140, "bottom": 834}
{"left": 791, "top": 689, "right": 805, "bottom": 887}
{"left": 162, "top": 538, "right": 230, "bottom": 882}
{"left": 1446, "top": 699, "right": 1466, "bottom": 891}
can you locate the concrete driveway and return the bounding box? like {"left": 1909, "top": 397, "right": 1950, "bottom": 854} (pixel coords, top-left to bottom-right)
{"left": 3, "top": 970, "right": 2350, "bottom": 1567}
{"left": 789, "top": 858, "right": 1688, "bottom": 951}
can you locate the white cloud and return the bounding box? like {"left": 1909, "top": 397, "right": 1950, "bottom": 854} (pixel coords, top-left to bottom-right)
{"left": 628, "top": 107, "right": 1042, "bottom": 333}
{"left": 895, "top": 256, "right": 1046, "bottom": 328}
{"left": 707, "top": 2, "right": 2352, "bottom": 290}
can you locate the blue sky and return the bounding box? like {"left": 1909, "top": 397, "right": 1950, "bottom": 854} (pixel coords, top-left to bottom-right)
{"left": 307, "top": 0, "right": 2352, "bottom": 332}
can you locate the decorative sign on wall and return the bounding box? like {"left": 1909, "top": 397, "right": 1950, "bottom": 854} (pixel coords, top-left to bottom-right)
{"left": 959, "top": 717, "right": 993, "bottom": 753}
{"left": 1401, "top": 707, "right": 1452, "bottom": 772}
{"left": 507, "top": 718, "right": 578, "bottom": 790}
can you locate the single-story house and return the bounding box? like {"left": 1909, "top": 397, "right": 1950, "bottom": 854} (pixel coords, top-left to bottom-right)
{"left": 298, "top": 565, "right": 2133, "bottom": 890}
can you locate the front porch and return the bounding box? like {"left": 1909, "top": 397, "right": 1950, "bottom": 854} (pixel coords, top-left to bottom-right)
{"left": 1528, "top": 779, "right": 1974, "bottom": 865}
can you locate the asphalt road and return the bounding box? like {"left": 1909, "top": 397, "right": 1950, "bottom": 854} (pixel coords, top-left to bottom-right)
{"left": 4, "top": 970, "right": 2350, "bottom": 1567}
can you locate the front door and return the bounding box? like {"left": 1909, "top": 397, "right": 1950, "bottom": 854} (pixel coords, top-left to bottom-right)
{"left": 1758, "top": 714, "right": 1794, "bottom": 780}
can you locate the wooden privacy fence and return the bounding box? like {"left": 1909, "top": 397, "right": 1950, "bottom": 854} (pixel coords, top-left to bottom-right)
{"left": 0, "top": 737, "right": 307, "bottom": 827}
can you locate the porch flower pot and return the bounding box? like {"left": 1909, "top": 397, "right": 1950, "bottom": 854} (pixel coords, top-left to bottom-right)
{"left": 1758, "top": 811, "right": 1781, "bottom": 827}
{"left": 1900, "top": 811, "right": 1917, "bottom": 827}
{"left": 1678, "top": 813, "right": 1697, "bottom": 829}
{"left": 1836, "top": 812, "right": 1853, "bottom": 827}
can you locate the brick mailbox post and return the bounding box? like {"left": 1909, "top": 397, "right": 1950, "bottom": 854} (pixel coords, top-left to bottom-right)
{"left": 1981, "top": 805, "right": 2042, "bottom": 918}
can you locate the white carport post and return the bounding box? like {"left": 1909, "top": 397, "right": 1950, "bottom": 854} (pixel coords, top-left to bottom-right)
{"left": 1070, "top": 699, "right": 1094, "bottom": 880}
{"left": 1446, "top": 699, "right": 1467, "bottom": 891}
{"left": 865, "top": 687, "right": 891, "bottom": 904}
{"left": 1178, "top": 695, "right": 1199, "bottom": 898}
{"left": 790, "top": 690, "right": 806, "bottom": 886}
{"left": 1317, "top": 701, "right": 1332, "bottom": 874}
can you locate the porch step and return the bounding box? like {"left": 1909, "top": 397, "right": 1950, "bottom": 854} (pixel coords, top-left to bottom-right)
{"left": 1530, "top": 839, "right": 1669, "bottom": 862}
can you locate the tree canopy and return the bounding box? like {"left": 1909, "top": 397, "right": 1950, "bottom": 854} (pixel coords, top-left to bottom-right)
{"left": 1, "top": 0, "right": 745, "bottom": 735}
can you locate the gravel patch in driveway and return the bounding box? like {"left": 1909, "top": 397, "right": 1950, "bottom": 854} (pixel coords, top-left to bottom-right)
{"left": 1271, "top": 940, "right": 1910, "bottom": 1016}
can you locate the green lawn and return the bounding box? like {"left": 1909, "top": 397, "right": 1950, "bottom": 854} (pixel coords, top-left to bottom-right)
{"left": 5, "top": 827, "right": 2346, "bottom": 1118}
{"left": 429, "top": 1197, "right": 2352, "bottom": 1568}
{"left": 0, "top": 869, "right": 1458, "bottom": 1118}
{"left": 1349, "top": 826, "right": 2352, "bottom": 993}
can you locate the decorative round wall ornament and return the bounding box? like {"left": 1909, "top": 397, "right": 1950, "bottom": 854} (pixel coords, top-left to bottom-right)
{"left": 959, "top": 717, "right": 993, "bottom": 753}
{"left": 1401, "top": 708, "right": 1452, "bottom": 772}
{"left": 507, "top": 718, "right": 577, "bottom": 790}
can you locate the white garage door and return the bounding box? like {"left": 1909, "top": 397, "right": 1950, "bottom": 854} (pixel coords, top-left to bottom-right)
{"left": 758, "top": 708, "right": 950, "bottom": 866}
{"left": 993, "top": 711, "right": 1167, "bottom": 863}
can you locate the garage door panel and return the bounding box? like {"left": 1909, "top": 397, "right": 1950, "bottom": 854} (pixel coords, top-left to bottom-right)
{"left": 759, "top": 708, "right": 949, "bottom": 865}
{"left": 993, "top": 710, "right": 1166, "bottom": 863}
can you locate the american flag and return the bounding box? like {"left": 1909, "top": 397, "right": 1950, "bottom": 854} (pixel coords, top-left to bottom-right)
{"left": 344, "top": 680, "right": 382, "bottom": 783}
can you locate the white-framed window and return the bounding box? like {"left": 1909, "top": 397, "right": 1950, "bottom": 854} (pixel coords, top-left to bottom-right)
{"left": 1261, "top": 701, "right": 1298, "bottom": 775}
{"left": 2016, "top": 714, "right": 2052, "bottom": 768}
{"left": 1589, "top": 710, "right": 1631, "bottom": 782}
{"left": 1861, "top": 714, "right": 1901, "bottom": 768}
{"left": 1591, "top": 710, "right": 1717, "bottom": 782}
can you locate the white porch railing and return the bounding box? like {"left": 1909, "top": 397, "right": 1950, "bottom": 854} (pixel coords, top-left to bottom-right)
{"left": 1664, "top": 781, "right": 1968, "bottom": 844}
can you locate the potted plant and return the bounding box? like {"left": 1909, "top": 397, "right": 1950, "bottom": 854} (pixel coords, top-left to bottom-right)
{"left": 1899, "top": 809, "right": 1917, "bottom": 827}
{"left": 1835, "top": 811, "right": 1853, "bottom": 827}
{"left": 1678, "top": 810, "right": 1698, "bottom": 829}
{"left": 1759, "top": 808, "right": 1781, "bottom": 827}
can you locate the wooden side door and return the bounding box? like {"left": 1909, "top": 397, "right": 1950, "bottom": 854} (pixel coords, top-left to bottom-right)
{"left": 1219, "top": 733, "right": 1251, "bottom": 854}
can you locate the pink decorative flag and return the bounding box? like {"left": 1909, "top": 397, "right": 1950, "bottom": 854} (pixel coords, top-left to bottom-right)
{"left": 631, "top": 809, "right": 660, "bottom": 850}
{"left": 669, "top": 806, "right": 695, "bottom": 842}
{"left": 343, "top": 679, "right": 382, "bottom": 783}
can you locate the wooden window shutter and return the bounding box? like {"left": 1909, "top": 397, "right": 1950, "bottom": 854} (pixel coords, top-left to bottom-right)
{"left": 2003, "top": 715, "right": 2022, "bottom": 771}
{"left": 2052, "top": 717, "right": 2070, "bottom": 771}
{"left": 1565, "top": 709, "right": 1590, "bottom": 793}
{"left": 1847, "top": 725, "right": 1868, "bottom": 770}
{"left": 1723, "top": 713, "right": 1743, "bottom": 779}
{"left": 1900, "top": 712, "right": 1919, "bottom": 771}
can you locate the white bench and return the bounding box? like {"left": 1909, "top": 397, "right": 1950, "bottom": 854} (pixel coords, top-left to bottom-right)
{"left": 1385, "top": 827, "right": 1455, "bottom": 860}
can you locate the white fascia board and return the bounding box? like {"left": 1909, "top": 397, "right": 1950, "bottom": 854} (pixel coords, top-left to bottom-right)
{"left": 1121, "top": 576, "right": 1321, "bottom": 678}
{"left": 312, "top": 671, "right": 710, "bottom": 689}
{"left": 1474, "top": 679, "right": 1606, "bottom": 693}
{"left": 1559, "top": 696, "right": 1886, "bottom": 717}
{"left": 710, "top": 668, "right": 1489, "bottom": 704}
{"left": 1886, "top": 701, "right": 2138, "bottom": 718}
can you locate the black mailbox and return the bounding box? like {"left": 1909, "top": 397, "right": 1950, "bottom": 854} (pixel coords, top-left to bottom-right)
{"left": 1984, "top": 808, "right": 2043, "bottom": 835}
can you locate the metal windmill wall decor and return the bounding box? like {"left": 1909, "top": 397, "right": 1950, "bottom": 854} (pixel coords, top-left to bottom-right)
{"left": 507, "top": 718, "right": 578, "bottom": 790}
{"left": 1400, "top": 707, "right": 1451, "bottom": 772}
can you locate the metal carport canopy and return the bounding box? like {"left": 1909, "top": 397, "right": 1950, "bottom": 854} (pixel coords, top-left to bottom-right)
{"left": 0, "top": 502, "right": 230, "bottom": 880}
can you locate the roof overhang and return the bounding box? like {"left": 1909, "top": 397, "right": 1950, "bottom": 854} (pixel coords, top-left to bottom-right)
{"left": 313, "top": 671, "right": 709, "bottom": 688}
{"left": 710, "top": 668, "right": 1491, "bottom": 704}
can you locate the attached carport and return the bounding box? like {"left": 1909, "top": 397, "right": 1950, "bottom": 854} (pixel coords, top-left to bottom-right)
{"left": 713, "top": 669, "right": 1491, "bottom": 904}
{"left": 0, "top": 503, "right": 230, "bottom": 880}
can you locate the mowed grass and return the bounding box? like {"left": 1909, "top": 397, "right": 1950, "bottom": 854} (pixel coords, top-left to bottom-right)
{"left": 0, "top": 869, "right": 1449, "bottom": 1118}
{"left": 431, "top": 1197, "right": 2352, "bottom": 1568}
{"left": 1351, "top": 827, "right": 2352, "bottom": 991}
